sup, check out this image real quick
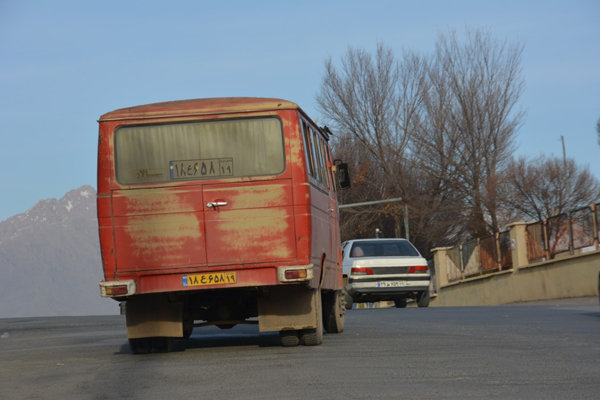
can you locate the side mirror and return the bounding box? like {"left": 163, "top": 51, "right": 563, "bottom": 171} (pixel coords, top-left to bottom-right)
{"left": 334, "top": 160, "right": 351, "bottom": 189}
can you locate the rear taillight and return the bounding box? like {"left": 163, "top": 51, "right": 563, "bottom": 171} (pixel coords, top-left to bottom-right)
{"left": 284, "top": 269, "right": 308, "bottom": 280}
{"left": 278, "top": 265, "right": 314, "bottom": 282}
{"left": 351, "top": 267, "right": 374, "bottom": 275}
{"left": 408, "top": 266, "right": 428, "bottom": 273}
{"left": 106, "top": 285, "right": 129, "bottom": 296}
{"left": 99, "top": 279, "right": 136, "bottom": 297}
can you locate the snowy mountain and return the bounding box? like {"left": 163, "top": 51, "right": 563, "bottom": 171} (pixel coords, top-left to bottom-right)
{"left": 0, "top": 185, "right": 117, "bottom": 318}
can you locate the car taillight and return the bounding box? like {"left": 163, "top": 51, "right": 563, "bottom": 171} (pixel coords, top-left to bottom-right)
{"left": 351, "top": 267, "right": 374, "bottom": 275}
{"left": 408, "top": 266, "right": 428, "bottom": 273}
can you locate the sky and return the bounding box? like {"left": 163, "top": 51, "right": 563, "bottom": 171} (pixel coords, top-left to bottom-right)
{"left": 1, "top": 0, "right": 599, "bottom": 222}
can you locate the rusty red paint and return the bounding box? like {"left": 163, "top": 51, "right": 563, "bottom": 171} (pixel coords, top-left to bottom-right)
{"left": 97, "top": 97, "right": 342, "bottom": 296}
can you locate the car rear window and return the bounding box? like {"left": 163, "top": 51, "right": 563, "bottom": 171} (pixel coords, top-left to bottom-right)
{"left": 349, "top": 240, "right": 420, "bottom": 258}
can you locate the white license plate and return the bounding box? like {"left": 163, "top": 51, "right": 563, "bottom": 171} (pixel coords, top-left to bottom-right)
{"left": 377, "top": 281, "right": 407, "bottom": 288}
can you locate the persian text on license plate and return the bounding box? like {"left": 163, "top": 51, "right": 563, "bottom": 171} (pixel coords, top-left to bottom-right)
{"left": 183, "top": 272, "right": 237, "bottom": 287}
{"left": 377, "top": 281, "right": 407, "bottom": 288}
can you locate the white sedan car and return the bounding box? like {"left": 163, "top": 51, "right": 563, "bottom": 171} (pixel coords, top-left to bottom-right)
{"left": 342, "top": 238, "right": 431, "bottom": 309}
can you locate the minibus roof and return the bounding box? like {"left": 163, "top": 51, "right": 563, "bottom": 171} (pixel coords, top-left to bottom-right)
{"left": 99, "top": 97, "right": 301, "bottom": 122}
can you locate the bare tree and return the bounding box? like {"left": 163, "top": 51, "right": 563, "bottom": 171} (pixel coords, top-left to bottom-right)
{"left": 420, "top": 29, "right": 525, "bottom": 237}
{"left": 332, "top": 133, "right": 390, "bottom": 240}
{"left": 503, "top": 156, "right": 600, "bottom": 221}
{"left": 317, "top": 44, "right": 422, "bottom": 194}
{"left": 318, "top": 30, "right": 525, "bottom": 253}
{"left": 317, "top": 43, "right": 426, "bottom": 241}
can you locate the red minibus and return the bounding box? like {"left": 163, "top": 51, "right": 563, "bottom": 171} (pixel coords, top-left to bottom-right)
{"left": 97, "top": 97, "right": 350, "bottom": 353}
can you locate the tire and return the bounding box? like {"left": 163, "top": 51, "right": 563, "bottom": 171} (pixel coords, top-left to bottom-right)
{"left": 183, "top": 319, "right": 194, "bottom": 339}
{"left": 279, "top": 330, "right": 300, "bottom": 347}
{"left": 128, "top": 338, "right": 152, "bottom": 354}
{"left": 323, "top": 290, "right": 345, "bottom": 334}
{"left": 417, "top": 290, "right": 430, "bottom": 308}
{"left": 394, "top": 298, "right": 407, "bottom": 308}
{"left": 300, "top": 289, "right": 323, "bottom": 346}
{"left": 300, "top": 327, "right": 323, "bottom": 346}
{"left": 129, "top": 337, "right": 175, "bottom": 354}
{"left": 343, "top": 287, "right": 353, "bottom": 310}
{"left": 153, "top": 337, "right": 175, "bottom": 353}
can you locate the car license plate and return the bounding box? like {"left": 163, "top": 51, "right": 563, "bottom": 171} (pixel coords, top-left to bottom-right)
{"left": 377, "top": 281, "right": 407, "bottom": 288}
{"left": 183, "top": 272, "right": 237, "bottom": 287}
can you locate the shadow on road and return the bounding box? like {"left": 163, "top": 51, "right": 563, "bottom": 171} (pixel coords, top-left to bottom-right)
{"left": 114, "top": 325, "right": 281, "bottom": 355}
{"left": 184, "top": 331, "right": 280, "bottom": 350}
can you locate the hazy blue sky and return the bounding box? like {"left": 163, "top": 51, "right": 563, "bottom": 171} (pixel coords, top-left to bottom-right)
{"left": 1, "top": 0, "right": 599, "bottom": 221}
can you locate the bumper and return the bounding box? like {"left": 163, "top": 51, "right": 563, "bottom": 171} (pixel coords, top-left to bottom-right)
{"left": 348, "top": 279, "right": 430, "bottom": 296}
{"left": 99, "top": 264, "right": 315, "bottom": 298}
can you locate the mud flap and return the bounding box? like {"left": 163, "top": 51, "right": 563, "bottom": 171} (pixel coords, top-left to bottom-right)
{"left": 257, "top": 286, "right": 319, "bottom": 332}
{"left": 125, "top": 294, "right": 183, "bottom": 339}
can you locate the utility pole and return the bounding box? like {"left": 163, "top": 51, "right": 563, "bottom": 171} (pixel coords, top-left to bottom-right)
{"left": 561, "top": 135, "right": 567, "bottom": 170}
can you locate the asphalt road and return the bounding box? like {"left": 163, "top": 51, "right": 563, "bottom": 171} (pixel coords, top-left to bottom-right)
{"left": 1, "top": 298, "right": 599, "bottom": 400}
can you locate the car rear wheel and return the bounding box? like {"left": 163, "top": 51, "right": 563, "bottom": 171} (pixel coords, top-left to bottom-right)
{"left": 417, "top": 290, "right": 430, "bottom": 308}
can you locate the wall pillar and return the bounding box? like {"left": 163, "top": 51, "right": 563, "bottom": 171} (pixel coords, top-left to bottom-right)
{"left": 431, "top": 246, "right": 452, "bottom": 290}
{"left": 507, "top": 221, "right": 529, "bottom": 270}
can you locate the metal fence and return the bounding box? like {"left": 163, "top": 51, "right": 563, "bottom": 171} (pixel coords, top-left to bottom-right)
{"left": 444, "top": 231, "right": 513, "bottom": 283}
{"left": 525, "top": 203, "right": 599, "bottom": 262}
{"left": 444, "top": 202, "right": 599, "bottom": 283}
{"left": 526, "top": 221, "right": 546, "bottom": 263}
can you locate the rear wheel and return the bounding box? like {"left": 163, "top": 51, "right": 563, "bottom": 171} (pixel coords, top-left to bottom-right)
{"left": 279, "top": 330, "right": 300, "bottom": 347}
{"left": 323, "top": 290, "right": 345, "bottom": 333}
{"left": 343, "top": 287, "right": 353, "bottom": 310}
{"left": 153, "top": 337, "right": 175, "bottom": 353}
{"left": 300, "top": 327, "right": 322, "bottom": 346}
{"left": 183, "top": 319, "right": 194, "bottom": 339}
{"left": 300, "top": 290, "right": 323, "bottom": 346}
{"left": 417, "top": 290, "right": 430, "bottom": 308}
{"left": 129, "top": 337, "right": 174, "bottom": 354}
{"left": 129, "top": 338, "right": 152, "bottom": 354}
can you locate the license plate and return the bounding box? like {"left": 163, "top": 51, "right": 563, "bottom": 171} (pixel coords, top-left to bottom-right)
{"left": 377, "top": 281, "right": 407, "bottom": 288}
{"left": 170, "top": 158, "right": 234, "bottom": 180}
{"left": 183, "top": 272, "right": 237, "bottom": 287}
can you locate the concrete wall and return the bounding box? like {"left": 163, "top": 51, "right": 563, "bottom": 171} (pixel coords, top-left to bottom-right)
{"left": 431, "top": 219, "right": 600, "bottom": 306}
{"left": 431, "top": 250, "right": 600, "bottom": 306}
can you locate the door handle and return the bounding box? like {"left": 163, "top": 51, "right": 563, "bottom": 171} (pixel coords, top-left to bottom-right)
{"left": 206, "top": 201, "right": 229, "bottom": 208}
